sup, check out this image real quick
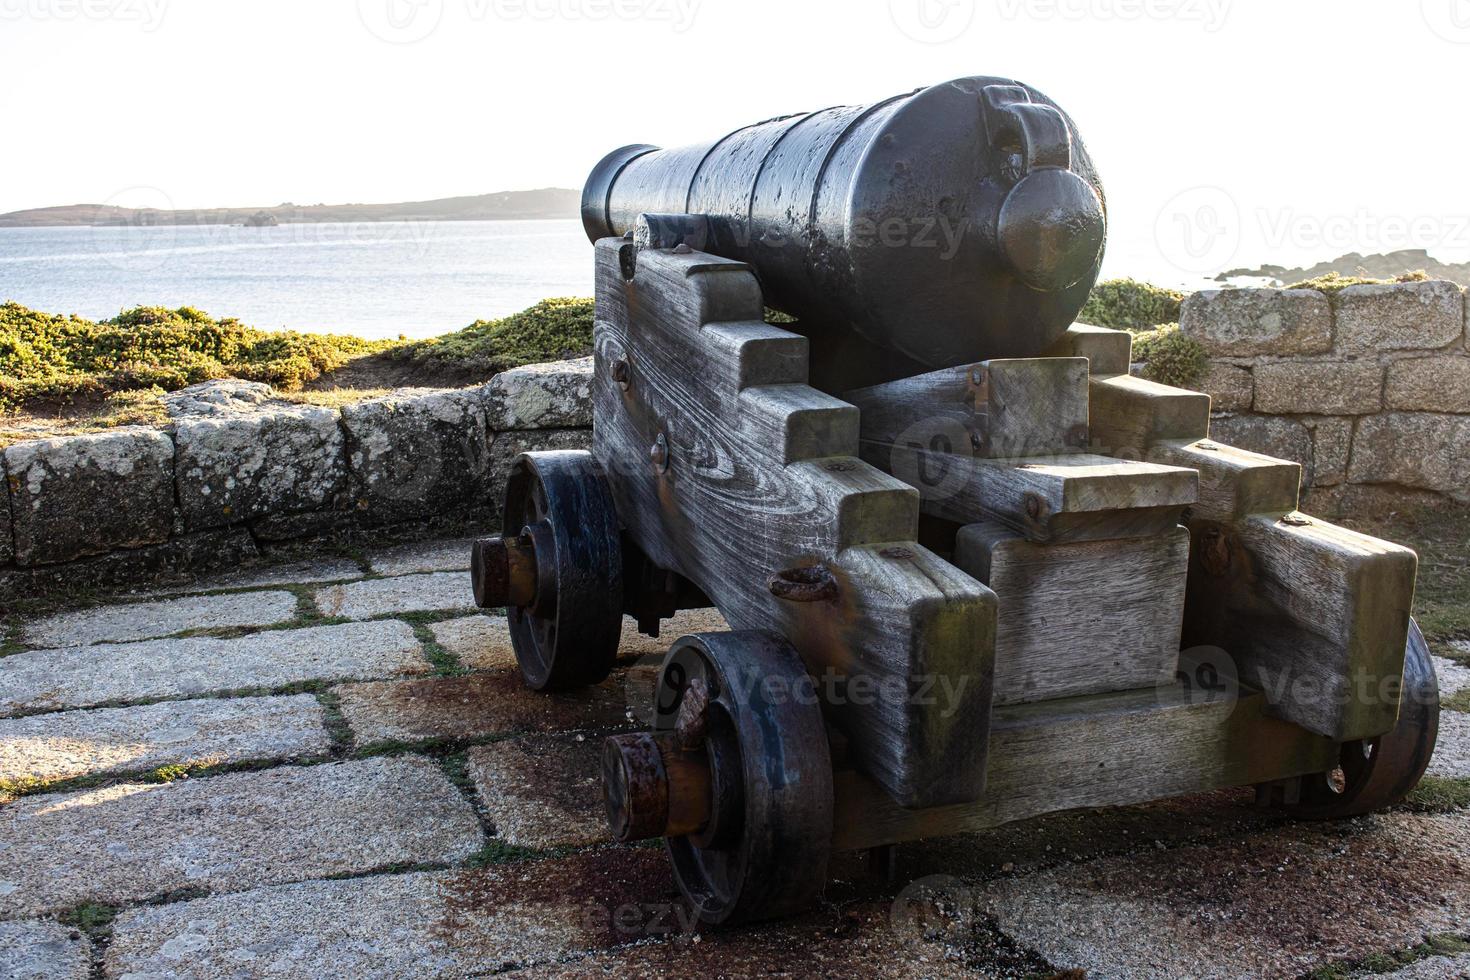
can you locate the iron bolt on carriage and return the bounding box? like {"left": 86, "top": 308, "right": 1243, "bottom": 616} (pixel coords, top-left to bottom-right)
{"left": 470, "top": 76, "right": 1440, "bottom": 927}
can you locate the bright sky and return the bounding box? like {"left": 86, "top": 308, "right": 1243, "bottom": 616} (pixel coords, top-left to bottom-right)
{"left": 2, "top": 0, "right": 1468, "bottom": 284}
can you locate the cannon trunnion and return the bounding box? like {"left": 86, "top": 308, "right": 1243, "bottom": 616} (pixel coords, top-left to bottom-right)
{"left": 473, "top": 78, "right": 1438, "bottom": 926}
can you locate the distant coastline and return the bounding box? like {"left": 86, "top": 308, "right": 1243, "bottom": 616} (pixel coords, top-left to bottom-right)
{"left": 0, "top": 187, "right": 581, "bottom": 228}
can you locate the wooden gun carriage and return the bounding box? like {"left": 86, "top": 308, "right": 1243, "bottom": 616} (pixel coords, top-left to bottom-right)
{"left": 471, "top": 76, "right": 1440, "bottom": 926}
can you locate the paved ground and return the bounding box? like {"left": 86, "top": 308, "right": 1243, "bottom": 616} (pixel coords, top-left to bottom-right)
{"left": 1, "top": 537, "right": 1467, "bottom": 979}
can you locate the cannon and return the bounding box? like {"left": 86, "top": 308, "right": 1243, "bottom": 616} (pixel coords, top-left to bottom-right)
{"left": 473, "top": 76, "right": 1440, "bottom": 926}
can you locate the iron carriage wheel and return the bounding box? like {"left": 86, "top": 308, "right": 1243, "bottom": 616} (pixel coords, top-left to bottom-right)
{"left": 1289, "top": 617, "right": 1440, "bottom": 819}
{"left": 603, "top": 630, "right": 835, "bottom": 926}
{"left": 475, "top": 450, "right": 624, "bottom": 691}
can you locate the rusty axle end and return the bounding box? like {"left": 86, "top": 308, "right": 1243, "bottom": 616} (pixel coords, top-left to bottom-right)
{"left": 471, "top": 534, "right": 538, "bottom": 609}
{"left": 602, "top": 732, "right": 712, "bottom": 844}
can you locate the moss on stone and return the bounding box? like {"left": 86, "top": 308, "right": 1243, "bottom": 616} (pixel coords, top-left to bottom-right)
{"left": 1131, "top": 324, "right": 1208, "bottom": 389}
{"left": 1286, "top": 270, "right": 1430, "bottom": 294}
{"left": 393, "top": 297, "right": 593, "bottom": 375}
{"left": 1080, "top": 278, "right": 1185, "bottom": 331}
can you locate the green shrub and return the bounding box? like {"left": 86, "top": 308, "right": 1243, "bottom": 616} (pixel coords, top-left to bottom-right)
{"left": 0, "top": 301, "right": 390, "bottom": 410}
{"left": 1286, "top": 270, "right": 1429, "bottom": 294}
{"left": 397, "top": 297, "right": 593, "bottom": 374}
{"left": 1132, "top": 324, "right": 1208, "bottom": 389}
{"left": 1080, "top": 278, "right": 1185, "bottom": 331}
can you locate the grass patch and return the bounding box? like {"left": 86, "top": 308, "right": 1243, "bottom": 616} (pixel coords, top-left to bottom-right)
{"left": 1304, "top": 932, "right": 1470, "bottom": 979}
{"left": 1131, "top": 324, "right": 1208, "bottom": 389}
{"left": 409, "top": 621, "right": 467, "bottom": 677}
{"left": 0, "top": 297, "right": 593, "bottom": 426}
{"left": 391, "top": 297, "right": 592, "bottom": 375}
{"left": 1444, "top": 688, "right": 1470, "bottom": 714}
{"left": 1080, "top": 278, "right": 1185, "bottom": 331}
{"left": 0, "top": 302, "right": 394, "bottom": 410}
{"left": 1398, "top": 776, "right": 1470, "bottom": 814}
{"left": 56, "top": 902, "right": 120, "bottom": 934}
{"left": 464, "top": 839, "right": 546, "bottom": 867}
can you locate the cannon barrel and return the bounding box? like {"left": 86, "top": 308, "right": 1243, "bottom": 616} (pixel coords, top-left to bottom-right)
{"left": 582, "top": 76, "right": 1106, "bottom": 371}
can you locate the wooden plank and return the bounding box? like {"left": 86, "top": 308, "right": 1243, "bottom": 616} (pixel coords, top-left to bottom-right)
{"left": 832, "top": 683, "right": 1338, "bottom": 851}
{"left": 592, "top": 238, "right": 999, "bottom": 808}
{"left": 1044, "top": 323, "right": 1133, "bottom": 377}
{"left": 954, "top": 522, "right": 1190, "bottom": 704}
{"left": 845, "top": 357, "right": 1090, "bottom": 461}
{"left": 1149, "top": 438, "right": 1300, "bottom": 522}
{"left": 1181, "top": 512, "right": 1417, "bottom": 742}
{"left": 874, "top": 451, "right": 1197, "bottom": 544}
{"left": 1089, "top": 374, "right": 1211, "bottom": 460}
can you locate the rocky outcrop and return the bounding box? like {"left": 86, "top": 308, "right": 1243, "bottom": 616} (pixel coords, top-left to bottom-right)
{"left": 1, "top": 364, "right": 597, "bottom": 598}
{"left": 483, "top": 357, "right": 593, "bottom": 430}
{"left": 341, "top": 388, "right": 491, "bottom": 525}
{"left": 174, "top": 399, "right": 346, "bottom": 532}
{"left": 2, "top": 428, "right": 174, "bottom": 566}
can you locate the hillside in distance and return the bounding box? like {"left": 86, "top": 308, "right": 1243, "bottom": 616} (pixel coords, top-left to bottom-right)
{"left": 1217, "top": 249, "right": 1470, "bottom": 287}
{"left": 0, "top": 188, "right": 581, "bottom": 227}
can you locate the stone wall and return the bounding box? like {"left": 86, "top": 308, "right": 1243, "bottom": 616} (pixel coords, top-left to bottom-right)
{"left": 0, "top": 358, "right": 593, "bottom": 600}
{"left": 1181, "top": 280, "right": 1470, "bottom": 514}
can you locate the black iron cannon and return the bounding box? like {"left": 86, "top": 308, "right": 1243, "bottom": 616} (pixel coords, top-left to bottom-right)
{"left": 473, "top": 75, "right": 1439, "bottom": 927}
{"left": 581, "top": 76, "right": 1106, "bottom": 385}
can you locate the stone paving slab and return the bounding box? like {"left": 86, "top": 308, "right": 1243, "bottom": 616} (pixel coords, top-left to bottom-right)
{"left": 314, "top": 572, "right": 475, "bottom": 620}
{"left": 1436, "top": 655, "right": 1470, "bottom": 700}
{"left": 146, "top": 557, "right": 365, "bottom": 597}
{"left": 0, "top": 621, "right": 428, "bottom": 717}
{"left": 0, "top": 695, "right": 328, "bottom": 785}
{"left": 367, "top": 537, "right": 474, "bottom": 577}
{"left": 22, "top": 591, "right": 299, "bottom": 647}
{"left": 515, "top": 901, "right": 1013, "bottom": 979}
{"left": 0, "top": 919, "right": 91, "bottom": 980}
{"left": 0, "top": 755, "right": 482, "bottom": 919}
{"left": 1429, "top": 710, "right": 1470, "bottom": 778}
{"left": 105, "top": 849, "right": 675, "bottom": 978}
{"left": 467, "top": 735, "right": 606, "bottom": 850}
{"left": 334, "top": 668, "right": 638, "bottom": 746}
{"left": 431, "top": 609, "right": 730, "bottom": 673}
{"left": 976, "top": 812, "right": 1470, "bottom": 979}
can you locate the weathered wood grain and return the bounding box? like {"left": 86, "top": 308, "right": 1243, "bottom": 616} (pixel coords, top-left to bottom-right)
{"left": 870, "top": 451, "right": 1197, "bottom": 544}
{"left": 1044, "top": 323, "right": 1133, "bottom": 377}
{"left": 1181, "top": 512, "right": 1417, "bottom": 742}
{"left": 831, "top": 682, "right": 1338, "bottom": 850}
{"left": 1090, "top": 374, "right": 1211, "bottom": 460}
{"left": 845, "top": 357, "right": 1090, "bottom": 462}
{"left": 592, "top": 238, "right": 999, "bottom": 807}
{"left": 1149, "top": 439, "right": 1300, "bottom": 522}
{"left": 954, "top": 522, "right": 1190, "bottom": 704}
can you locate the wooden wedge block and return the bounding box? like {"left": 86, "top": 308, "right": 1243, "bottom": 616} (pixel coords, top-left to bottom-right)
{"left": 954, "top": 522, "right": 1190, "bottom": 704}
{"left": 897, "top": 452, "right": 1197, "bottom": 544}
{"left": 1090, "top": 374, "right": 1211, "bottom": 460}
{"left": 1044, "top": 323, "right": 1133, "bottom": 377}
{"left": 1182, "top": 512, "right": 1417, "bottom": 742}
{"left": 1150, "top": 438, "right": 1301, "bottom": 522}
{"left": 847, "top": 357, "right": 1090, "bottom": 462}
